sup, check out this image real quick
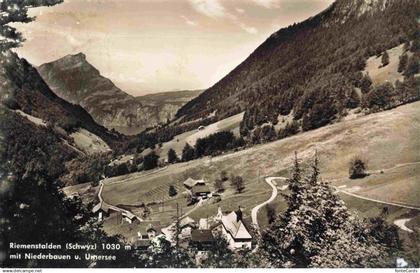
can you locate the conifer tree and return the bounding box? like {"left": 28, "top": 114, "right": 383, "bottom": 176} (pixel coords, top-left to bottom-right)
{"left": 1, "top": 0, "right": 63, "bottom": 52}
{"left": 260, "top": 153, "right": 389, "bottom": 268}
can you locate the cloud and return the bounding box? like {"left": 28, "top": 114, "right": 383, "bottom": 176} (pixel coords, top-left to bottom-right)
{"left": 180, "top": 15, "right": 197, "bottom": 26}
{"left": 252, "top": 0, "right": 280, "bottom": 8}
{"left": 238, "top": 23, "right": 258, "bottom": 34}
{"left": 188, "top": 0, "right": 226, "bottom": 18}
{"left": 188, "top": 0, "right": 257, "bottom": 34}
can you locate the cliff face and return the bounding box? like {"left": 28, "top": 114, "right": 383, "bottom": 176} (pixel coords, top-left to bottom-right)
{"left": 37, "top": 53, "right": 201, "bottom": 135}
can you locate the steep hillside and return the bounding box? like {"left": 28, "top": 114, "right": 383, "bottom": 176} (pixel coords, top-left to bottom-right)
{"left": 176, "top": 0, "right": 419, "bottom": 135}
{"left": 38, "top": 54, "right": 201, "bottom": 135}
{"left": 0, "top": 51, "right": 122, "bottom": 150}
{"left": 97, "top": 101, "right": 420, "bottom": 228}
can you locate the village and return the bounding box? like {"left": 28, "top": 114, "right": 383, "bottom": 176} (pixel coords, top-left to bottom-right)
{"left": 91, "top": 176, "right": 255, "bottom": 259}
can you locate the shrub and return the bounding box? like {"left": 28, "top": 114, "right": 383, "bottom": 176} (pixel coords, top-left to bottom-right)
{"left": 143, "top": 151, "right": 159, "bottom": 170}
{"left": 230, "top": 175, "right": 245, "bottom": 193}
{"left": 214, "top": 178, "right": 225, "bottom": 192}
{"left": 349, "top": 156, "right": 368, "bottom": 179}
{"left": 168, "top": 185, "right": 177, "bottom": 197}
{"left": 181, "top": 143, "right": 195, "bottom": 162}
{"left": 167, "top": 148, "right": 178, "bottom": 164}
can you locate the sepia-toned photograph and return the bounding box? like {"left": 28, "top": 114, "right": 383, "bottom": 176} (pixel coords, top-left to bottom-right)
{"left": 0, "top": 0, "right": 419, "bottom": 270}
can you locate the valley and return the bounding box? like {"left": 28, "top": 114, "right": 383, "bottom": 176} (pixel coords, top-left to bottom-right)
{"left": 2, "top": 0, "right": 419, "bottom": 268}
{"left": 67, "top": 101, "right": 420, "bottom": 240}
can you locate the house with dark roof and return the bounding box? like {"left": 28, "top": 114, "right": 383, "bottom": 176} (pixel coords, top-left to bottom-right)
{"left": 219, "top": 208, "right": 252, "bottom": 249}
{"left": 192, "top": 185, "right": 211, "bottom": 199}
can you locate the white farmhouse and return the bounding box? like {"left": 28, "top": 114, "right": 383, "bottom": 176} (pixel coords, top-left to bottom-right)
{"left": 219, "top": 208, "right": 252, "bottom": 249}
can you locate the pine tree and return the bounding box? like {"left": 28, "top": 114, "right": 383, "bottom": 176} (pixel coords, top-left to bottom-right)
{"left": 181, "top": 143, "right": 195, "bottom": 162}
{"left": 398, "top": 53, "right": 408, "bottom": 73}
{"left": 230, "top": 175, "right": 245, "bottom": 193}
{"left": 260, "top": 153, "right": 389, "bottom": 268}
{"left": 1, "top": 0, "right": 63, "bottom": 52}
{"left": 167, "top": 148, "right": 178, "bottom": 164}
{"left": 168, "top": 185, "right": 177, "bottom": 197}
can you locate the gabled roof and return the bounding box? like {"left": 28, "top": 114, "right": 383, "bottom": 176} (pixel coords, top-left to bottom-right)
{"left": 180, "top": 216, "right": 196, "bottom": 228}
{"left": 183, "top": 177, "right": 197, "bottom": 188}
{"left": 221, "top": 211, "right": 252, "bottom": 240}
{"left": 191, "top": 229, "right": 214, "bottom": 243}
{"left": 192, "top": 185, "right": 211, "bottom": 195}
{"left": 138, "top": 221, "right": 161, "bottom": 235}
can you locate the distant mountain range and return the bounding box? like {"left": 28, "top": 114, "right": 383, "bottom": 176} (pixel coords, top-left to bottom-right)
{"left": 37, "top": 53, "right": 201, "bottom": 135}
{"left": 175, "top": 0, "right": 419, "bottom": 134}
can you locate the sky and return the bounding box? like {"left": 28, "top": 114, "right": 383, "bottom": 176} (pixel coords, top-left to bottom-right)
{"left": 14, "top": 0, "right": 334, "bottom": 96}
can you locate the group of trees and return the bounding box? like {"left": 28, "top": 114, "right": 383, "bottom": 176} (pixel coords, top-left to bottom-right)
{"left": 103, "top": 151, "right": 161, "bottom": 178}
{"left": 213, "top": 172, "right": 245, "bottom": 194}
{"left": 259, "top": 154, "right": 403, "bottom": 267}
{"left": 181, "top": 131, "right": 245, "bottom": 162}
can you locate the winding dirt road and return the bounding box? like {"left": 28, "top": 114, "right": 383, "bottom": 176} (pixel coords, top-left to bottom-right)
{"left": 394, "top": 218, "right": 414, "bottom": 233}
{"left": 251, "top": 177, "right": 287, "bottom": 231}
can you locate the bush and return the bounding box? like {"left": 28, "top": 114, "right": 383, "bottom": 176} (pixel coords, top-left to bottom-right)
{"left": 181, "top": 143, "right": 195, "bottom": 162}
{"left": 230, "top": 175, "right": 245, "bottom": 193}
{"left": 266, "top": 204, "right": 277, "bottom": 224}
{"left": 398, "top": 53, "right": 408, "bottom": 73}
{"left": 278, "top": 120, "right": 300, "bottom": 139}
{"left": 168, "top": 185, "right": 177, "bottom": 197}
{"left": 143, "top": 151, "right": 159, "bottom": 170}
{"left": 167, "top": 148, "right": 178, "bottom": 164}
{"left": 349, "top": 156, "right": 368, "bottom": 179}
{"left": 214, "top": 178, "right": 225, "bottom": 192}
{"left": 362, "top": 82, "right": 394, "bottom": 111}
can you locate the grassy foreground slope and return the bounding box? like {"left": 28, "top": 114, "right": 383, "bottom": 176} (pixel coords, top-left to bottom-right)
{"left": 100, "top": 101, "right": 419, "bottom": 226}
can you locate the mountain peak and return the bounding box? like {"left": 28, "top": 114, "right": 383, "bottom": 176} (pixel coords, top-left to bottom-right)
{"left": 57, "top": 52, "right": 87, "bottom": 63}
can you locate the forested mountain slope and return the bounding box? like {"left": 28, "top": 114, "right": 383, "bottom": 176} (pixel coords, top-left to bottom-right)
{"left": 176, "top": 0, "right": 419, "bottom": 135}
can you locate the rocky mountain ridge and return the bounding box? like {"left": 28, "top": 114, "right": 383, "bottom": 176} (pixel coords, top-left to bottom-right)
{"left": 38, "top": 53, "right": 201, "bottom": 135}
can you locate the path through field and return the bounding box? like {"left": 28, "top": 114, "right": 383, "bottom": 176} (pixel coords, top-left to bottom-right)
{"left": 335, "top": 186, "right": 420, "bottom": 211}
{"left": 251, "top": 177, "right": 286, "bottom": 231}
{"left": 393, "top": 218, "right": 414, "bottom": 233}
